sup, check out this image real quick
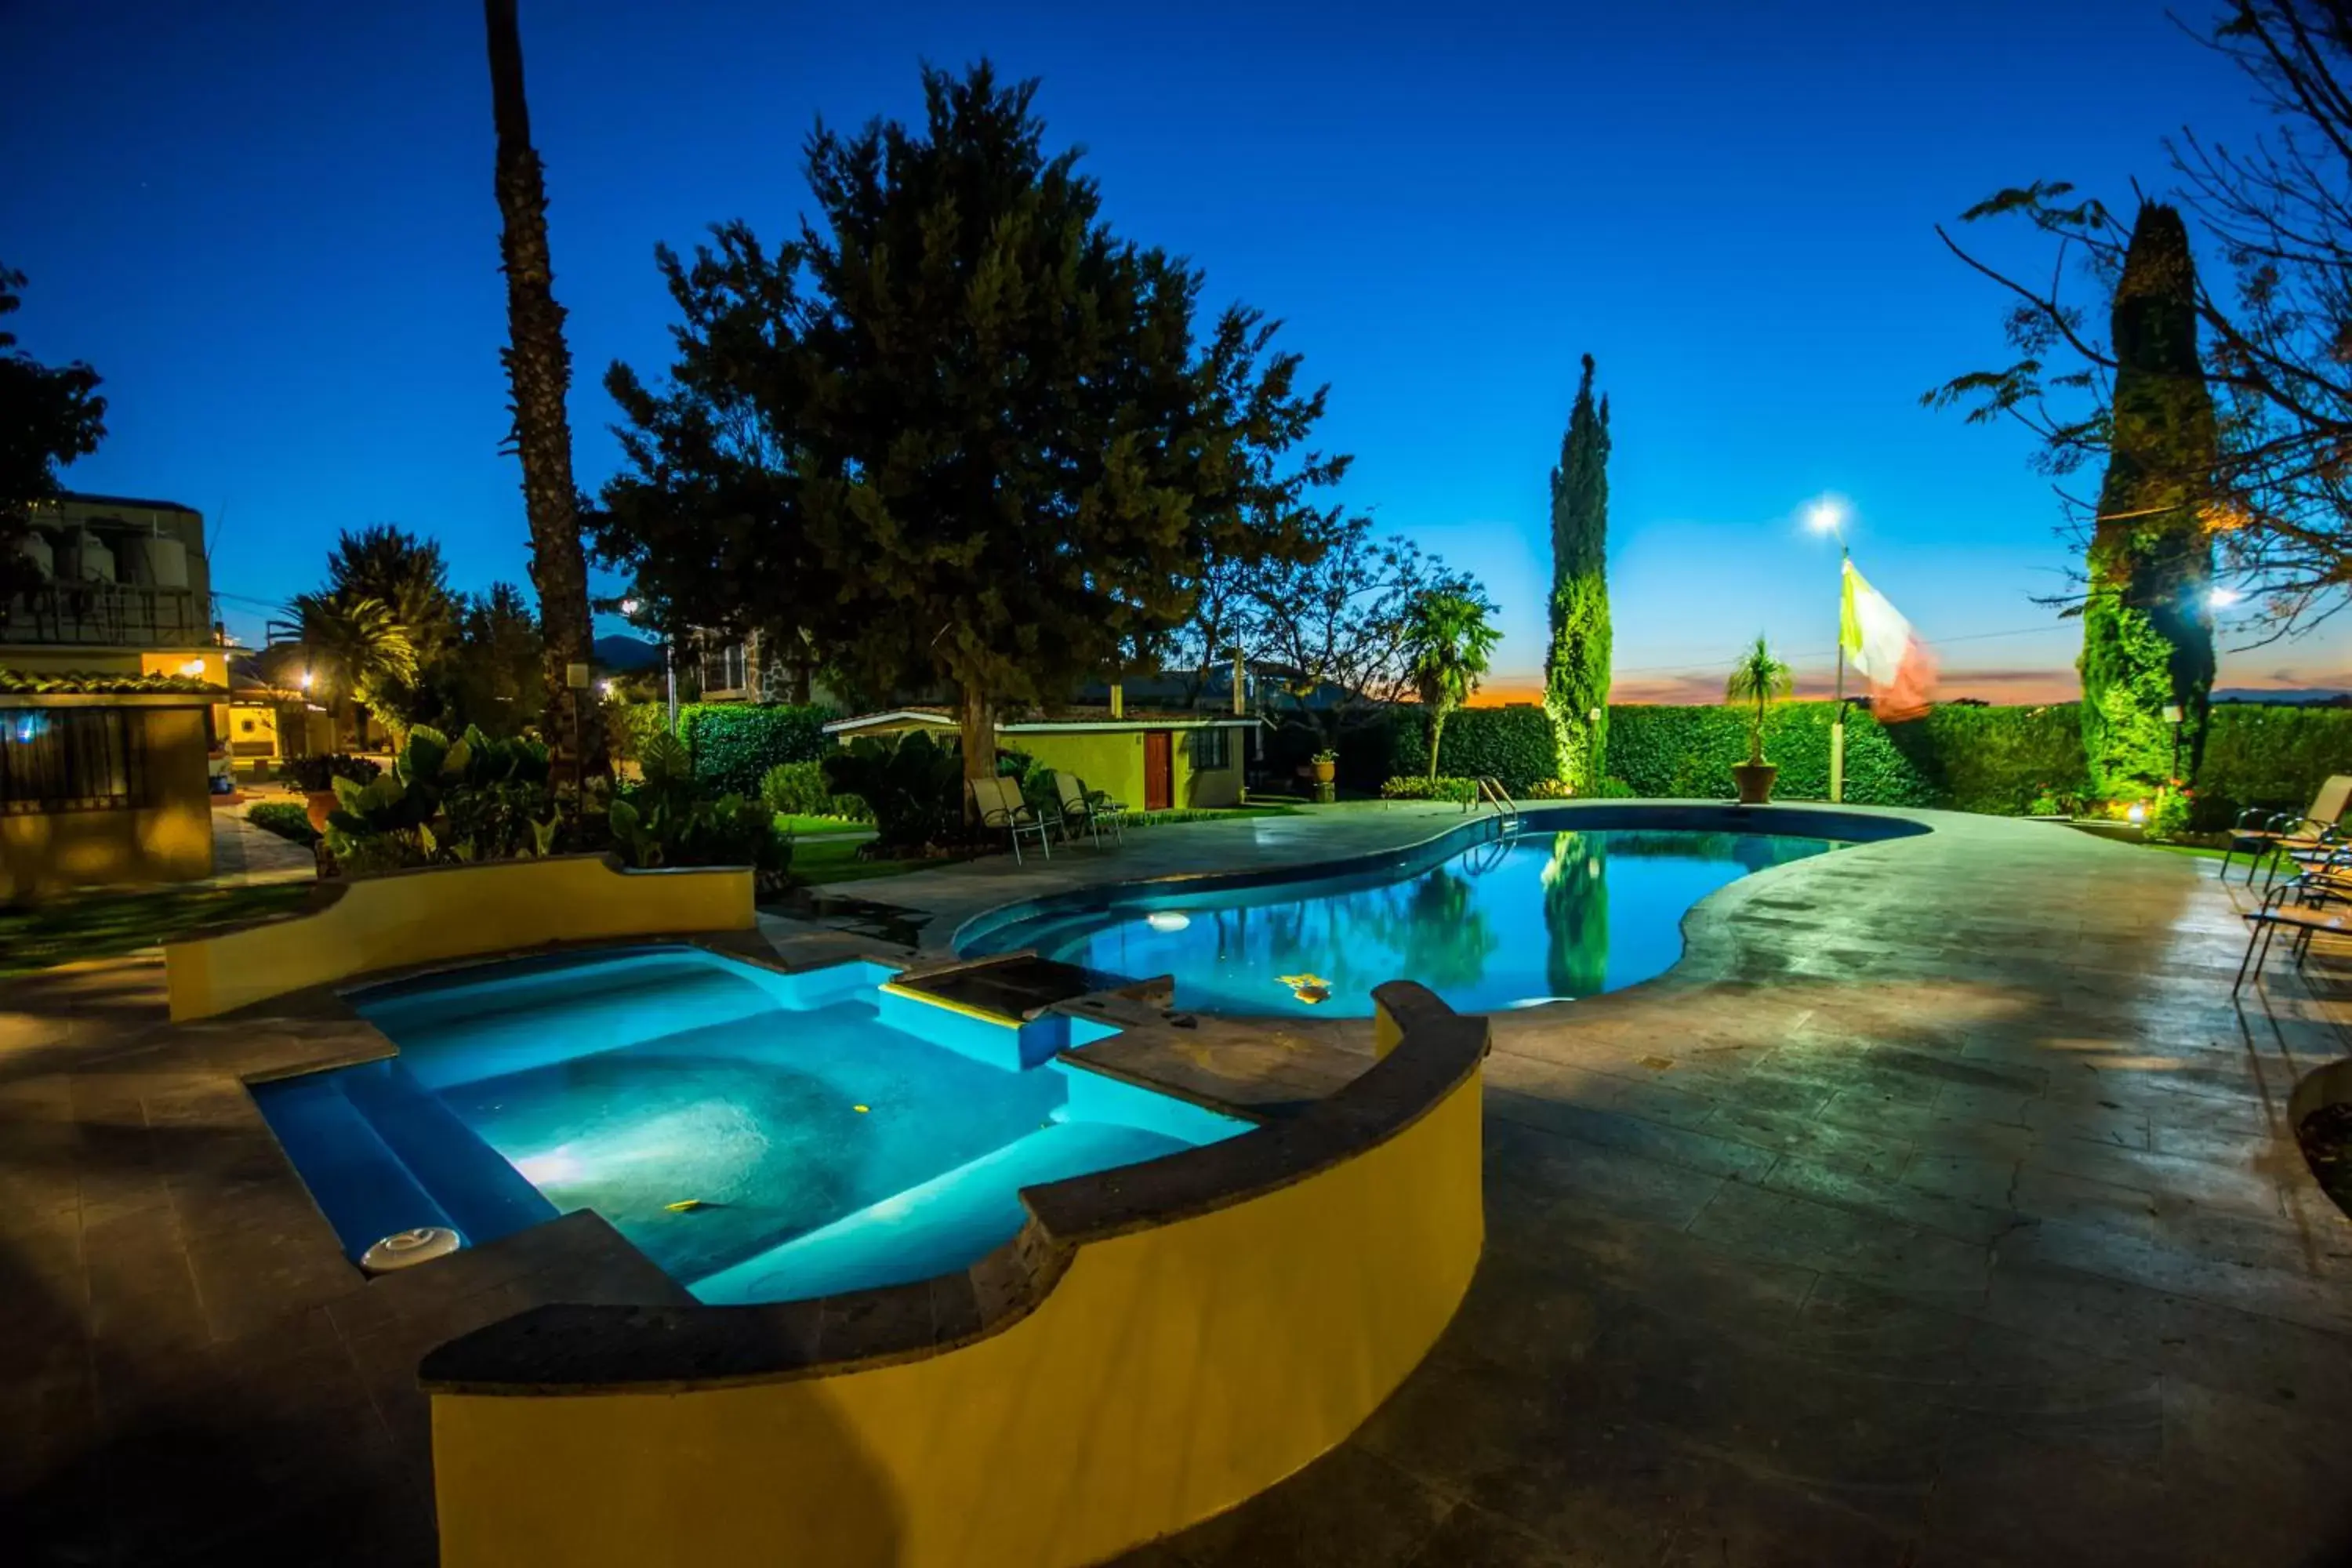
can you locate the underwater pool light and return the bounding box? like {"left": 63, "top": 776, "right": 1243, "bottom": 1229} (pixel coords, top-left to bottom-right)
{"left": 1145, "top": 911, "right": 1191, "bottom": 933}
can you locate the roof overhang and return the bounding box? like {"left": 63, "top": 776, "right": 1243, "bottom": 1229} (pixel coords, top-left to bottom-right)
{"left": 823, "top": 710, "right": 1262, "bottom": 735}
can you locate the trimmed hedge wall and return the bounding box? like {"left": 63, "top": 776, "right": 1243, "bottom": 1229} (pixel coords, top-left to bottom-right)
{"left": 613, "top": 702, "right": 840, "bottom": 796}
{"left": 681, "top": 703, "right": 838, "bottom": 795}
{"left": 1365, "top": 699, "right": 2352, "bottom": 824}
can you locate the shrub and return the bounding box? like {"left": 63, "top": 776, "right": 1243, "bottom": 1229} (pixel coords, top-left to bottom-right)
{"left": 285, "top": 753, "right": 381, "bottom": 793}
{"left": 1380, "top": 775, "right": 1479, "bottom": 803}
{"left": 757, "top": 760, "right": 873, "bottom": 823}
{"left": 247, "top": 801, "right": 318, "bottom": 845}
{"left": 606, "top": 702, "right": 672, "bottom": 768}
{"left": 609, "top": 731, "right": 792, "bottom": 885}
{"left": 1594, "top": 775, "right": 1638, "bottom": 799}
{"left": 677, "top": 704, "right": 837, "bottom": 796}
{"left": 820, "top": 731, "right": 964, "bottom": 851}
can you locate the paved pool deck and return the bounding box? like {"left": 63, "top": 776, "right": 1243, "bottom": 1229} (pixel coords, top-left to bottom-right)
{"left": 5, "top": 802, "right": 2352, "bottom": 1564}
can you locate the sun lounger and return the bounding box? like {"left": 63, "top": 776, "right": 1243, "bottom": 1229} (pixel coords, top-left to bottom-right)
{"left": 973, "top": 775, "right": 1054, "bottom": 865}
{"left": 1051, "top": 771, "right": 1126, "bottom": 847}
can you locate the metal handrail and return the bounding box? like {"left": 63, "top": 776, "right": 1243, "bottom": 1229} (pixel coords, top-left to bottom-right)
{"left": 1464, "top": 775, "right": 1520, "bottom": 825}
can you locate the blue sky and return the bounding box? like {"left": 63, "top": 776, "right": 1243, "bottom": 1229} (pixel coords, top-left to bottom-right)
{"left": 9, "top": 0, "right": 2339, "bottom": 701}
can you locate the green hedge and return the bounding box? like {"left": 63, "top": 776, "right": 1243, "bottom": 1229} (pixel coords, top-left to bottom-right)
{"left": 2192, "top": 706, "right": 2352, "bottom": 828}
{"left": 675, "top": 703, "right": 838, "bottom": 796}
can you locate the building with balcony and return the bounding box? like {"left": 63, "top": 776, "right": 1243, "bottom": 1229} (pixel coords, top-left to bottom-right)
{"left": 3, "top": 494, "right": 229, "bottom": 897}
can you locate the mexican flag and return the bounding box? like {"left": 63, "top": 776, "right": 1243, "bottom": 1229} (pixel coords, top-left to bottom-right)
{"left": 1842, "top": 560, "right": 1936, "bottom": 722}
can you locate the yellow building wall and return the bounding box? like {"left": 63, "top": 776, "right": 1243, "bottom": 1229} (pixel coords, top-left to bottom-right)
{"left": 430, "top": 1056, "right": 1486, "bottom": 1568}
{"left": 1018, "top": 729, "right": 1146, "bottom": 808}
{"left": 0, "top": 706, "right": 213, "bottom": 902}
{"left": 162, "top": 855, "right": 754, "bottom": 1021}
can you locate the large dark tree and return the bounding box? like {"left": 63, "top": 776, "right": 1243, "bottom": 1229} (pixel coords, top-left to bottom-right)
{"left": 2080, "top": 205, "right": 2220, "bottom": 797}
{"left": 0, "top": 265, "right": 107, "bottom": 612}
{"left": 1544, "top": 354, "right": 1611, "bottom": 792}
{"left": 593, "top": 64, "right": 1340, "bottom": 784}
{"left": 484, "top": 0, "right": 601, "bottom": 779}
{"left": 1929, "top": 2, "right": 2352, "bottom": 635}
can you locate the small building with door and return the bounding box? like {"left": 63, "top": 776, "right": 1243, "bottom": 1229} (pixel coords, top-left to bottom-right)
{"left": 821, "top": 708, "right": 1256, "bottom": 811}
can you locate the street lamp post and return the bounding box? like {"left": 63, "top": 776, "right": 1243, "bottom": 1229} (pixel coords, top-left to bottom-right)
{"left": 1807, "top": 500, "right": 1849, "bottom": 804}
{"left": 620, "top": 597, "right": 678, "bottom": 734}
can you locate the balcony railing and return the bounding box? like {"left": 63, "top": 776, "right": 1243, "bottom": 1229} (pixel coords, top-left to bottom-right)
{"left": 1, "top": 583, "right": 209, "bottom": 648}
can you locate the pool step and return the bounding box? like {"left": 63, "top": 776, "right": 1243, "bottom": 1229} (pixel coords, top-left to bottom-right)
{"left": 879, "top": 955, "right": 1143, "bottom": 1072}
{"left": 252, "top": 1073, "right": 459, "bottom": 1264}
{"left": 688, "top": 1120, "right": 1192, "bottom": 1305}
{"left": 336, "top": 1061, "right": 560, "bottom": 1248}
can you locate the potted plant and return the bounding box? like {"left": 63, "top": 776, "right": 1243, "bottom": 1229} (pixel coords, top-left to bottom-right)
{"left": 1310, "top": 749, "right": 1338, "bottom": 786}
{"left": 1725, "top": 635, "right": 1793, "bottom": 806}
{"left": 289, "top": 753, "right": 383, "bottom": 833}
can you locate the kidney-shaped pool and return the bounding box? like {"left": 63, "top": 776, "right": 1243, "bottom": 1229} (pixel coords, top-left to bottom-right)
{"left": 961, "top": 810, "right": 1911, "bottom": 1017}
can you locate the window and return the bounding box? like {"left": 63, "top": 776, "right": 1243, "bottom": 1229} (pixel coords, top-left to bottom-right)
{"left": 1189, "top": 725, "right": 1231, "bottom": 771}
{"left": 699, "top": 641, "right": 748, "bottom": 693}
{"left": 1, "top": 709, "right": 147, "bottom": 814}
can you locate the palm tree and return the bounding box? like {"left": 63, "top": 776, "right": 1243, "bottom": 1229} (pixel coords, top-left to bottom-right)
{"left": 1404, "top": 587, "right": 1501, "bottom": 780}
{"left": 289, "top": 593, "right": 419, "bottom": 746}
{"left": 483, "top": 0, "right": 601, "bottom": 783}
{"left": 1725, "top": 634, "right": 1795, "bottom": 766}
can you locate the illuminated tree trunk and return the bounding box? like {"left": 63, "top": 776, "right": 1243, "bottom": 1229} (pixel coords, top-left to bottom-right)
{"left": 484, "top": 0, "right": 602, "bottom": 781}
{"left": 2079, "top": 204, "right": 2217, "bottom": 800}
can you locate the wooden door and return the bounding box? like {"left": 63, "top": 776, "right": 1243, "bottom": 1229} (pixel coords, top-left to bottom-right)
{"left": 1143, "top": 730, "right": 1173, "bottom": 811}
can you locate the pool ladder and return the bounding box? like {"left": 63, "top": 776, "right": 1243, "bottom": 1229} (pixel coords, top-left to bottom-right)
{"left": 1465, "top": 775, "right": 1523, "bottom": 835}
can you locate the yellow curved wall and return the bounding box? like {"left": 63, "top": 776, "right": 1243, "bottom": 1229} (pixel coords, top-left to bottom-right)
{"left": 430, "top": 1054, "right": 1484, "bottom": 1568}
{"left": 162, "top": 855, "right": 753, "bottom": 1021}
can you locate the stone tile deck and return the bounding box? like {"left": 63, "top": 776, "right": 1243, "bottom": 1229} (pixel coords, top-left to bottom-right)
{"left": 6, "top": 804, "right": 2352, "bottom": 1565}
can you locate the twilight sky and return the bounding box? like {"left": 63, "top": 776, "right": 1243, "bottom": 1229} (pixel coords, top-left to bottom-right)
{"left": 9, "top": 0, "right": 2345, "bottom": 703}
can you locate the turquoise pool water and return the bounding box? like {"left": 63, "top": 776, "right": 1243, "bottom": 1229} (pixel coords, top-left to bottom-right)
{"left": 965, "top": 827, "right": 1839, "bottom": 1017}
{"left": 250, "top": 948, "right": 1243, "bottom": 1303}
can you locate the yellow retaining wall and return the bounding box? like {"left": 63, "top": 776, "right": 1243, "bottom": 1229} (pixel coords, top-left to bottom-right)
{"left": 0, "top": 707, "right": 213, "bottom": 902}
{"left": 428, "top": 1020, "right": 1484, "bottom": 1568}
{"left": 162, "top": 855, "right": 753, "bottom": 1021}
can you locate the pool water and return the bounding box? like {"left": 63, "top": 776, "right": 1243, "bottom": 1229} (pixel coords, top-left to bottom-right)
{"left": 966, "top": 828, "right": 1839, "bottom": 1017}
{"left": 250, "top": 948, "right": 1243, "bottom": 1303}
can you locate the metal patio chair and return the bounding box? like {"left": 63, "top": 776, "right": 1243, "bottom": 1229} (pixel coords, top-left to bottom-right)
{"left": 1051, "top": 771, "right": 1127, "bottom": 848}
{"left": 973, "top": 775, "right": 1054, "bottom": 865}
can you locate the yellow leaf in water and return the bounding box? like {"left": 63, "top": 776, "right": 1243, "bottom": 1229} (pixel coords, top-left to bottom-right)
{"left": 665, "top": 1199, "right": 709, "bottom": 1213}
{"left": 853, "top": 1104, "right": 869, "bottom": 1113}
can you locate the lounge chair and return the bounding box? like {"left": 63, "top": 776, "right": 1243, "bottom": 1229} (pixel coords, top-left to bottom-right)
{"left": 1051, "top": 771, "right": 1126, "bottom": 847}
{"left": 2223, "top": 774, "right": 2352, "bottom": 885}
{"left": 973, "top": 775, "right": 1054, "bottom": 865}
{"left": 2234, "top": 875, "right": 2352, "bottom": 993}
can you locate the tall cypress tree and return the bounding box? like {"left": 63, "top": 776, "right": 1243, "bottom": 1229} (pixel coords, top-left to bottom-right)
{"left": 1544, "top": 354, "right": 1613, "bottom": 790}
{"left": 2079, "top": 204, "right": 2217, "bottom": 799}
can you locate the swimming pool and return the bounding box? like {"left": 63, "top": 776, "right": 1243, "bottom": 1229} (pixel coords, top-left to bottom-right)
{"left": 963, "top": 823, "right": 1844, "bottom": 1016}
{"left": 250, "top": 947, "right": 1244, "bottom": 1302}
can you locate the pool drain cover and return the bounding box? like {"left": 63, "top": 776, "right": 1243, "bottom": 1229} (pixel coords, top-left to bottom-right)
{"left": 361, "top": 1226, "right": 462, "bottom": 1273}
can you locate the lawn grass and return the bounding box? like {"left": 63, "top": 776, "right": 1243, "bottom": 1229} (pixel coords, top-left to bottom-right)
{"left": 776, "top": 813, "right": 872, "bottom": 837}
{"left": 0, "top": 882, "right": 317, "bottom": 978}
{"left": 789, "top": 836, "right": 952, "bottom": 884}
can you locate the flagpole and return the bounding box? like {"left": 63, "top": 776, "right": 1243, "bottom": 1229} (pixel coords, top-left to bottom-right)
{"left": 1831, "top": 546, "right": 1847, "bottom": 804}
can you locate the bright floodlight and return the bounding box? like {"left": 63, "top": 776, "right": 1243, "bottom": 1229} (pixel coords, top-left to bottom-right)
{"left": 620, "top": 597, "right": 642, "bottom": 616}
{"left": 299, "top": 669, "right": 314, "bottom": 690}
{"left": 2209, "top": 586, "right": 2243, "bottom": 609}
{"left": 1805, "top": 499, "right": 1846, "bottom": 535}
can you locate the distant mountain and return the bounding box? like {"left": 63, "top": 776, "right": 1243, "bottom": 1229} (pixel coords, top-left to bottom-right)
{"left": 594, "top": 635, "right": 663, "bottom": 673}
{"left": 2212, "top": 688, "right": 2352, "bottom": 706}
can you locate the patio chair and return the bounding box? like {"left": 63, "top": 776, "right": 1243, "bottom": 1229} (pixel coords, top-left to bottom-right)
{"left": 2223, "top": 774, "right": 2352, "bottom": 886}
{"left": 1051, "top": 771, "right": 1127, "bottom": 848}
{"left": 973, "top": 775, "right": 1054, "bottom": 865}
{"left": 2233, "top": 875, "right": 2352, "bottom": 993}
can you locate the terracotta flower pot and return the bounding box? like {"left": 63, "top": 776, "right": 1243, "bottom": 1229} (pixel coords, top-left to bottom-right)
{"left": 305, "top": 790, "right": 339, "bottom": 833}
{"left": 1731, "top": 762, "right": 1778, "bottom": 806}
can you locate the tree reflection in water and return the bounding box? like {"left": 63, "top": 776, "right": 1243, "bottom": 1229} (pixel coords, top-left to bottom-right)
{"left": 1541, "top": 831, "right": 1610, "bottom": 998}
